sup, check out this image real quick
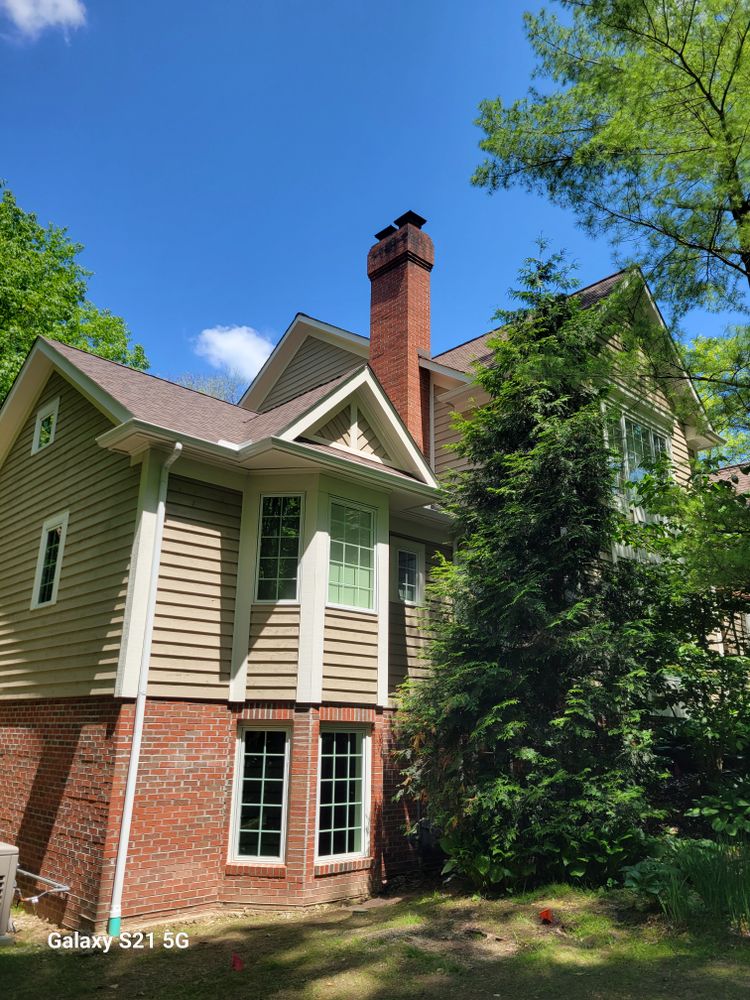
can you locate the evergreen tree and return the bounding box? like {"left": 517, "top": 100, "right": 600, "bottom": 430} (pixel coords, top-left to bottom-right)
{"left": 397, "top": 252, "right": 673, "bottom": 887}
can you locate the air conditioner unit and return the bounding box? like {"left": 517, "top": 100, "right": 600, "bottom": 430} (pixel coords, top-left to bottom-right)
{"left": 0, "top": 842, "right": 19, "bottom": 942}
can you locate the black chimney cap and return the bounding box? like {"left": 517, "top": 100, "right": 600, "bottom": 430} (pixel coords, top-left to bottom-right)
{"left": 374, "top": 224, "right": 398, "bottom": 241}
{"left": 394, "top": 210, "right": 427, "bottom": 230}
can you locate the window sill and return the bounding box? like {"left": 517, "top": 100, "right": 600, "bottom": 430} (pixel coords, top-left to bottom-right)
{"left": 314, "top": 856, "right": 373, "bottom": 878}
{"left": 325, "top": 603, "right": 377, "bottom": 617}
{"left": 225, "top": 862, "right": 287, "bottom": 878}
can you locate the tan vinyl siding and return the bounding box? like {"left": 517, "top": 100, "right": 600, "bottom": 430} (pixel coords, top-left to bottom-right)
{"left": 148, "top": 476, "right": 241, "bottom": 698}
{"left": 0, "top": 372, "right": 140, "bottom": 699}
{"left": 246, "top": 605, "right": 300, "bottom": 700}
{"left": 388, "top": 542, "right": 446, "bottom": 698}
{"left": 357, "top": 413, "right": 390, "bottom": 461}
{"left": 314, "top": 407, "right": 351, "bottom": 448}
{"left": 433, "top": 389, "right": 472, "bottom": 479}
{"left": 261, "top": 336, "right": 360, "bottom": 411}
{"left": 322, "top": 608, "right": 378, "bottom": 705}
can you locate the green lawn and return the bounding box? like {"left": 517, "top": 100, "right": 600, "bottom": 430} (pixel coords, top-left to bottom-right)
{"left": 4, "top": 885, "right": 750, "bottom": 999}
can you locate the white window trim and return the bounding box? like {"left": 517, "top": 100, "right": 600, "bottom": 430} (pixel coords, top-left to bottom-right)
{"left": 389, "top": 536, "right": 426, "bottom": 606}
{"left": 254, "top": 492, "right": 304, "bottom": 605}
{"left": 606, "top": 408, "right": 672, "bottom": 518}
{"left": 30, "top": 510, "right": 69, "bottom": 610}
{"left": 326, "top": 496, "right": 378, "bottom": 615}
{"left": 314, "top": 725, "right": 371, "bottom": 864}
{"left": 228, "top": 724, "right": 291, "bottom": 864}
{"left": 31, "top": 396, "right": 60, "bottom": 455}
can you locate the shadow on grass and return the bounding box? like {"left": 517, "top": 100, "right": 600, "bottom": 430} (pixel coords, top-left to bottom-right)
{"left": 4, "top": 892, "right": 750, "bottom": 1000}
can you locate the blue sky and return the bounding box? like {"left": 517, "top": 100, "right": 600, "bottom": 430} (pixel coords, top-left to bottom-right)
{"left": 0, "top": 0, "right": 735, "bottom": 386}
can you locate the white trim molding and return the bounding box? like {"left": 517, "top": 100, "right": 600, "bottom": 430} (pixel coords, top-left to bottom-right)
{"left": 228, "top": 725, "right": 291, "bottom": 864}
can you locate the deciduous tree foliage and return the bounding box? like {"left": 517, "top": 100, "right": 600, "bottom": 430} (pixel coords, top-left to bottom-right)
{"left": 0, "top": 186, "right": 147, "bottom": 401}
{"left": 473, "top": 0, "right": 750, "bottom": 319}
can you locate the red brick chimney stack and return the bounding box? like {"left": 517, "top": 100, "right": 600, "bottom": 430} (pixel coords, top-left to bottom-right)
{"left": 367, "top": 211, "right": 433, "bottom": 454}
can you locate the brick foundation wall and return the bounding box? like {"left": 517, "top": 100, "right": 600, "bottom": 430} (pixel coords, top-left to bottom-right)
{"left": 0, "top": 697, "right": 415, "bottom": 930}
{"left": 0, "top": 697, "right": 132, "bottom": 928}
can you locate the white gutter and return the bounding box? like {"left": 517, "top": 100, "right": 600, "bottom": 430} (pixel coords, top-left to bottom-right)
{"left": 107, "top": 442, "right": 182, "bottom": 936}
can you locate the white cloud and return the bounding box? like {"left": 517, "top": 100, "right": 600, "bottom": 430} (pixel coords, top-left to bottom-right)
{"left": 1, "top": 0, "right": 86, "bottom": 36}
{"left": 193, "top": 325, "right": 275, "bottom": 382}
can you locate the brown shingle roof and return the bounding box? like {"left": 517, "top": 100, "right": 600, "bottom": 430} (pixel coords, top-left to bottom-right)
{"left": 45, "top": 339, "right": 359, "bottom": 447}
{"left": 431, "top": 270, "right": 629, "bottom": 374}
{"left": 713, "top": 463, "right": 750, "bottom": 494}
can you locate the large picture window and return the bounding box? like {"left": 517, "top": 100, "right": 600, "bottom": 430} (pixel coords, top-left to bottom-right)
{"left": 328, "top": 501, "right": 375, "bottom": 610}
{"left": 317, "top": 730, "right": 368, "bottom": 859}
{"left": 233, "top": 728, "right": 290, "bottom": 861}
{"left": 256, "top": 495, "right": 302, "bottom": 602}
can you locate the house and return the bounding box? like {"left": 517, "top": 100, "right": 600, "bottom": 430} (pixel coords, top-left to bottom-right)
{"left": 0, "top": 211, "right": 718, "bottom": 932}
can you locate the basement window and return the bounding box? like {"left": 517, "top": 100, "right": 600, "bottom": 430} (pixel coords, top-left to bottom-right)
{"left": 31, "top": 397, "right": 59, "bottom": 454}
{"left": 232, "top": 728, "right": 290, "bottom": 862}
{"left": 317, "top": 729, "right": 370, "bottom": 860}
{"left": 31, "top": 512, "right": 69, "bottom": 609}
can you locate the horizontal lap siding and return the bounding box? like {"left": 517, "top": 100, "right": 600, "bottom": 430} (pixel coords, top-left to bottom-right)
{"left": 0, "top": 372, "right": 139, "bottom": 699}
{"left": 433, "top": 389, "right": 472, "bottom": 480}
{"left": 149, "top": 477, "right": 241, "bottom": 699}
{"left": 322, "top": 608, "right": 378, "bottom": 705}
{"left": 246, "top": 605, "right": 300, "bottom": 700}
{"left": 261, "top": 337, "right": 361, "bottom": 411}
{"left": 388, "top": 543, "right": 446, "bottom": 698}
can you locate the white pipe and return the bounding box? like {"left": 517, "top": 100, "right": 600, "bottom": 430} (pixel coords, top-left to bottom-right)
{"left": 107, "top": 443, "right": 182, "bottom": 935}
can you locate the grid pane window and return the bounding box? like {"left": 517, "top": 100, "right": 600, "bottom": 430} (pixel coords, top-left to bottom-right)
{"left": 397, "top": 550, "right": 418, "bottom": 603}
{"left": 37, "top": 526, "right": 62, "bottom": 604}
{"left": 38, "top": 413, "right": 55, "bottom": 449}
{"left": 318, "top": 731, "right": 365, "bottom": 857}
{"left": 608, "top": 414, "right": 668, "bottom": 496}
{"left": 237, "top": 730, "right": 288, "bottom": 859}
{"left": 328, "top": 503, "right": 374, "bottom": 610}
{"left": 256, "top": 496, "right": 302, "bottom": 602}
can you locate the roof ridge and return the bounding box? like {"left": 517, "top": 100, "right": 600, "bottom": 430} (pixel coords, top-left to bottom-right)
{"left": 42, "top": 337, "right": 257, "bottom": 415}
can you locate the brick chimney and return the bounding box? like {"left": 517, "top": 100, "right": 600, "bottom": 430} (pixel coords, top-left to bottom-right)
{"left": 367, "top": 211, "right": 433, "bottom": 453}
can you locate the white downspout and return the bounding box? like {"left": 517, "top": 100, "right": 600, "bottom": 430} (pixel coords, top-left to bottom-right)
{"left": 107, "top": 443, "right": 182, "bottom": 935}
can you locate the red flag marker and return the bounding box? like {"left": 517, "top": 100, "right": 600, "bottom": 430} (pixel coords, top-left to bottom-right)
{"left": 539, "top": 908, "right": 554, "bottom": 924}
{"left": 231, "top": 953, "right": 245, "bottom": 971}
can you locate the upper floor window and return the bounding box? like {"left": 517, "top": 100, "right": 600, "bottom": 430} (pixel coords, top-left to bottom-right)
{"left": 256, "top": 495, "right": 302, "bottom": 602}
{"left": 32, "top": 397, "right": 59, "bottom": 454}
{"left": 389, "top": 537, "right": 425, "bottom": 605}
{"left": 608, "top": 412, "right": 669, "bottom": 497}
{"left": 328, "top": 500, "right": 375, "bottom": 611}
{"left": 31, "top": 511, "right": 69, "bottom": 609}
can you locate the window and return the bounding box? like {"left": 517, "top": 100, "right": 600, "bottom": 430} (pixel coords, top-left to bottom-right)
{"left": 607, "top": 412, "right": 669, "bottom": 497}
{"left": 317, "top": 729, "right": 369, "bottom": 859}
{"left": 232, "top": 728, "right": 290, "bottom": 861}
{"left": 389, "top": 538, "right": 425, "bottom": 605}
{"left": 328, "top": 501, "right": 375, "bottom": 610}
{"left": 32, "top": 397, "right": 59, "bottom": 454}
{"left": 255, "top": 495, "right": 302, "bottom": 602}
{"left": 31, "top": 512, "right": 69, "bottom": 609}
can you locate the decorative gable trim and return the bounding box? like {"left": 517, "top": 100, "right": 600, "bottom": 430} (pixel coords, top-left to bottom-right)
{"left": 306, "top": 398, "right": 394, "bottom": 467}
{"left": 278, "top": 367, "right": 438, "bottom": 487}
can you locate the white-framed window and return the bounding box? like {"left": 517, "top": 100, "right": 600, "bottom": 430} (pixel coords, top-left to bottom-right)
{"left": 30, "top": 511, "right": 69, "bottom": 609}
{"left": 255, "top": 494, "right": 303, "bottom": 603}
{"left": 607, "top": 411, "right": 670, "bottom": 497}
{"left": 327, "top": 499, "right": 376, "bottom": 611}
{"left": 316, "top": 728, "right": 370, "bottom": 861}
{"left": 31, "top": 397, "right": 60, "bottom": 454}
{"left": 389, "top": 537, "right": 425, "bottom": 605}
{"left": 230, "top": 727, "right": 290, "bottom": 862}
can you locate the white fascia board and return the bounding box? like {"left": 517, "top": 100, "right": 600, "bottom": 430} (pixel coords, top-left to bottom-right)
{"left": 0, "top": 340, "right": 131, "bottom": 467}
{"left": 277, "top": 367, "right": 439, "bottom": 488}
{"left": 96, "top": 418, "right": 242, "bottom": 458}
{"left": 418, "top": 356, "right": 472, "bottom": 387}
{"left": 264, "top": 437, "right": 441, "bottom": 502}
{"left": 239, "top": 313, "right": 368, "bottom": 410}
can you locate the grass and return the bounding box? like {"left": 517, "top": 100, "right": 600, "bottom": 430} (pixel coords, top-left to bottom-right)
{"left": 3, "top": 885, "right": 750, "bottom": 999}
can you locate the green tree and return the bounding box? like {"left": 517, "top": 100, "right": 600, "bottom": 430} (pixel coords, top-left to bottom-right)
{"left": 685, "top": 329, "right": 750, "bottom": 461}
{"left": 473, "top": 0, "right": 750, "bottom": 318}
{"left": 0, "top": 186, "right": 147, "bottom": 401}
{"left": 397, "top": 252, "right": 675, "bottom": 888}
